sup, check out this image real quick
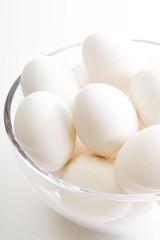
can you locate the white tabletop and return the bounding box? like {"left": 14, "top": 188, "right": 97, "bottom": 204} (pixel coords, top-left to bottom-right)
{"left": 1, "top": 0, "right": 160, "bottom": 239}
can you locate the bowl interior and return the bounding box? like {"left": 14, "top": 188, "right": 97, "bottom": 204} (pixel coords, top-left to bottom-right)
{"left": 4, "top": 40, "right": 160, "bottom": 203}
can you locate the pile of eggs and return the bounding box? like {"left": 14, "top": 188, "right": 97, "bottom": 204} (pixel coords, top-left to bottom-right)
{"left": 14, "top": 32, "right": 160, "bottom": 196}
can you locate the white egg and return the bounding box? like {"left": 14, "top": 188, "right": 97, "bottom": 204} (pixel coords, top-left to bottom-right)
{"left": 131, "top": 68, "right": 160, "bottom": 126}
{"left": 60, "top": 154, "right": 130, "bottom": 223}
{"left": 73, "top": 83, "right": 139, "bottom": 159}
{"left": 21, "top": 56, "right": 80, "bottom": 108}
{"left": 82, "top": 33, "right": 139, "bottom": 94}
{"left": 71, "top": 136, "right": 91, "bottom": 159}
{"left": 72, "top": 62, "right": 92, "bottom": 87}
{"left": 114, "top": 124, "right": 160, "bottom": 193}
{"left": 14, "top": 91, "right": 76, "bottom": 172}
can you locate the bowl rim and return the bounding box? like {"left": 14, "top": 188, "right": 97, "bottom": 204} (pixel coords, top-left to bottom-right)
{"left": 4, "top": 40, "right": 160, "bottom": 202}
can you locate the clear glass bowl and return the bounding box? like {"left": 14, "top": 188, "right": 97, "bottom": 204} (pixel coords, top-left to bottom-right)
{"left": 4, "top": 40, "right": 160, "bottom": 239}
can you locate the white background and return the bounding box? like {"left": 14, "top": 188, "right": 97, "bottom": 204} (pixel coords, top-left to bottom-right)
{"left": 1, "top": 0, "right": 160, "bottom": 239}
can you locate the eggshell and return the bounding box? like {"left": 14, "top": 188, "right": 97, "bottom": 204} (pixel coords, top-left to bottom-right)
{"left": 21, "top": 56, "right": 80, "bottom": 108}
{"left": 114, "top": 124, "right": 160, "bottom": 193}
{"left": 14, "top": 91, "right": 76, "bottom": 172}
{"left": 72, "top": 62, "right": 92, "bottom": 87}
{"left": 131, "top": 68, "right": 160, "bottom": 126}
{"left": 73, "top": 83, "right": 139, "bottom": 159}
{"left": 82, "top": 33, "right": 139, "bottom": 93}
{"left": 60, "top": 154, "right": 130, "bottom": 223}
{"left": 71, "top": 136, "right": 91, "bottom": 159}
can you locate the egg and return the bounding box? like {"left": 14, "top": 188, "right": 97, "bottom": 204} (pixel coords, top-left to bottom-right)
{"left": 72, "top": 62, "right": 92, "bottom": 87}
{"left": 82, "top": 33, "right": 139, "bottom": 93}
{"left": 73, "top": 83, "right": 139, "bottom": 159}
{"left": 14, "top": 91, "right": 76, "bottom": 172}
{"left": 114, "top": 124, "right": 160, "bottom": 193}
{"left": 60, "top": 154, "right": 130, "bottom": 223}
{"left": 71, "top": 136, "right": 91, "bottom": 159}
{"left": 21, "top": 56, "right": 80, "bottom": 108}
{"left": 131, "top": 68, "right": 160, "bottom": 126}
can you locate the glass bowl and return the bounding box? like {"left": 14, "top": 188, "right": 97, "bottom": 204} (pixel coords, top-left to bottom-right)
{"left": 4, "top": 40, "right": 160, "bottom": 239}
